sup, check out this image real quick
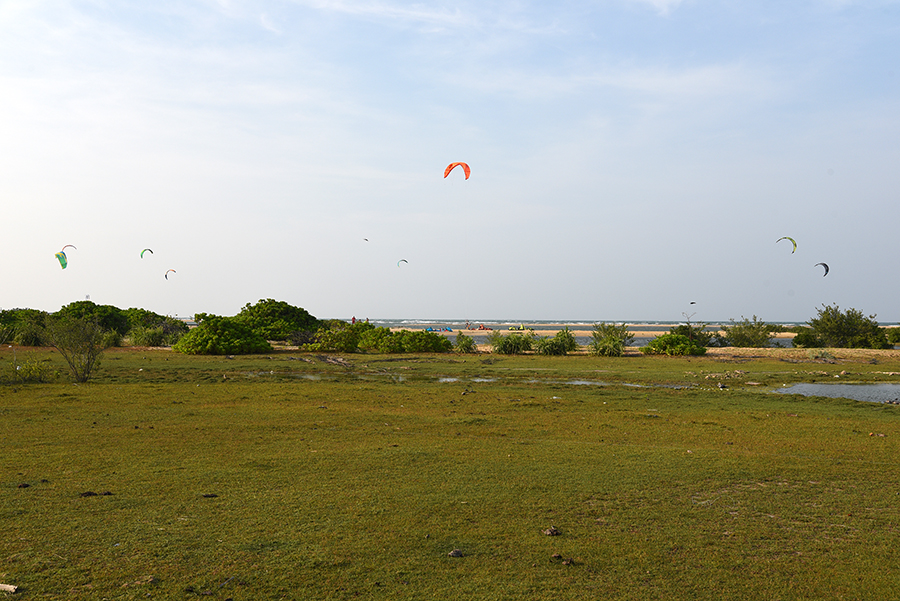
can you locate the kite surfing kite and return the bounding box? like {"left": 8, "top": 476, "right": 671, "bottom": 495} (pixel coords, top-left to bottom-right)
{"left": 444, "top": 162, "right": 470, "bottom": 180}
{"left": 815, "top": 262, "right": 829, "bottom": 277}
{"left": 776, "top": 236, "right": 797, "bottom": 254}
{"left": 55, "top": 244, "right": 76, "bottom": 269}
{"left": 397, "top": 259, "right": 408, "bottom": 268}
{"left": 165, "top": 269, "right": 176, "bottom": 280}
{"left": 141, "top": 248, "right": 153, "bottom": 258}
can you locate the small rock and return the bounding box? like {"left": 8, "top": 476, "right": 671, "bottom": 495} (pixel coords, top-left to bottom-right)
{"left": 17, "top": 483, "right": 30, "bottom": 488}
{"left": 543, "top": 526, "right": 561, "bottom": 536}
{"left": 551, "top": 553, "right": 563, "bottom": 561}
{"left": 202, "top": 493, "right": 219, "bottom": 498}
{"left": 448, "top": 549, "right": 463, "bottom": 557}
{"left": 80, "top": 491, "right": 98, "bottom": 497}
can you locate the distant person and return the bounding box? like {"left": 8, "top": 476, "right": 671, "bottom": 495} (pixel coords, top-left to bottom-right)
{"left": 351, "top": 316, "right": 356, "bottom": 324}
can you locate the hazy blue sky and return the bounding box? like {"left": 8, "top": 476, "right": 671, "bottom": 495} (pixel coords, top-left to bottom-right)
{"left": 1, "top": 0, "right": 898, "bottom": 322}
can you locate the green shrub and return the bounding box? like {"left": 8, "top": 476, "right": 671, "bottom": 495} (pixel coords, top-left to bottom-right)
{"left": 791, "top": 328, "right": 823, "bottom": 348}
{"left": 588, "top": 323, "right": 634, "bottom": 357}
{"left": 305, "top": 321, "right": 373, "bottom": 353}
{"left": 10, "top": 357, "right": 55, "bottom": 383}
{"left": 535, "top": 329, "right": 578, "bottom": 356}
{"left": 454, "top": 331, "right": 478, "bottom": 354}
{"left": 640, "top": 333, "right": 707, "bottom": 356}
{"left": 43, "top": 316, "right": 111, "bottom": 382}
{"left": 55, "top": 301, "right": 129, "bottom": 337}
{"left": 123, "top": 308, "right": 188, "bottom": 345}
{"left": 173, "top": 314, "right": 272, "bottom": 355}
{"left": 128, "top": 326, "right": 169, "bottom": 347}
{"left": 803, "top": 304, "right": 890, "bottom": 349}
{"left": 357, "top": 328, "right": 451, "bottom": 353}
{"left": 721, "top": 315, "right": 774, "bottom": 348}
{"left": 668, "top": 323, "right": 727, "bottom": 347}
{"left": 1, "top": 309, "right": 48, "bottom": 346}
{"left": 488, "top": 331, "right": 535, "bottom": 355}
{"left": 887, "top": 328, "right": 900, "bottom": 345}
{"left": 397, "top": 330, "right": 452, "bottom": 353}
{"left": 235, "top": 299, "right": 320, "bottom": 341}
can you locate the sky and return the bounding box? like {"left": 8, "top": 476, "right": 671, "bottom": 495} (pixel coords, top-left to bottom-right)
{"left": 1, "top": 0, "right": 898, "bottom": 323}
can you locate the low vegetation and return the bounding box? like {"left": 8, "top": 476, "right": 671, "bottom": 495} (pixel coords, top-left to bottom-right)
{"left": 721, "top": 315, "right": 778, "bottom": 348}
{"left": 587, "top": 322, "right": 634, "bottom": 357}
{"left": 2, "top": 347, "right": 899, "bottom": 599}
{"left": 641, "top": 333, "right": 707, "bottom": 355}
{"left": 488, "top": 330, "right": 536, "bottom": 354}
{"left": 793, "top": 304, "right": 890, "bottom": 349}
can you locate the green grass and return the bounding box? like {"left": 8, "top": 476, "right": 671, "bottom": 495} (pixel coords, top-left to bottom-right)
{"left": 2, "top": 348, "right": 900, "bottom": 599}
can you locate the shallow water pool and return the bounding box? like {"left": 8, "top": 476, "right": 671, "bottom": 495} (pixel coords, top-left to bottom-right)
{"left": 775, "top": 383, "right": 900, "bottom": 404}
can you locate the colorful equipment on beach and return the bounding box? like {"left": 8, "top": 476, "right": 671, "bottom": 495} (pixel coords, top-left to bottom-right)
{"left": 141, "top": 248, "right": 153, "bottom": 258}
{"left": 55, "top": 252, "right": 67, "bottom": 269}
{"left": 815, "top": 262, "right": 829, "bottom": 277}
{"left": 444, "top": 162, "right": 470, "bottom": 180}
{"left": 776, "top": 236, "right": 797, "bottom": 253}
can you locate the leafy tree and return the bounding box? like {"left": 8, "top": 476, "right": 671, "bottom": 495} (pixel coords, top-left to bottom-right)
{"left": 43, "top": 315, "right": 111, "bottom": 382}
{"left": 235, "top": 299, "right": 320, "bottom": 341}
{"left": 640, "top": 333, "right": 707, "bottom": 356}
{"left": 173, "top": 314, "right": 272, "bottom": 355}
{"left": 588, "top": 322, "right": 634, "bottom": 357}
{"left": 55, "top": 301, "right": 128, "bottom": 337}
{"left": 721, "top": 315, "right": 775, "bottom": 348}
{"left": 799, "top": 304, "right": 890, "bottom": 349}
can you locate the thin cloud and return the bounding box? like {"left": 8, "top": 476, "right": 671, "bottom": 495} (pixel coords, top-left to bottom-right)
{"left": 296, "top": 0, "right": 469, "bottom": 27}
{"left": 627, "top": 0, "right": 686, "bottom": 16}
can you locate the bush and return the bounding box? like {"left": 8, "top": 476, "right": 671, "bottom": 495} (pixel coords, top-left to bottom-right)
{"left": 488, "top": 331, "right": 535, "bottom": 355}
{"left": 887, "top": 328, "right": 900, "bottom": 345}
{"left": 454, "top": 331, "right": 478, "bottom": 354}
{"left": 791, "top": 328, "right": 823, "bottom": 348}
{"left": 640, "top": 333, "right": 707, "bottom": 356}
{"left": 43, "top": 316, "right": 111, "bottom": 382}
{"left": 535, "top": 328, "right": 578, "bottom": 356}
{"left": 721, "top": 315, "right": 774, "bottom": 348}
{"left": 305, "top": 321, "right": 373, "bottom": 353}
{"left": 123, "top": 308, "right": 188, "bottom": 345}
{"left": 9, "top": 356, "right": 55, "bottom": 383}
{"left": 1, "top": 309, "right": 48, "bottom": 346}
{"left": 800, "top": 304, "right": 890, "bottom": 349}
{"left": 668, "top": 323, "right": 727, "bottom": 347}
{"left": 357, "top": 327, "right": 452, "bottom": 353}
{"left": 55, "top": 301, "right": 129, "bottom": 337}
{"left": 588, "top": 323, "right": 634, "bottom": 357}
{"left": 173, "top": 314, "right": 272, "bottom": 355}
{"left": 235, "top": 299, "right": 320, "bottom": 341}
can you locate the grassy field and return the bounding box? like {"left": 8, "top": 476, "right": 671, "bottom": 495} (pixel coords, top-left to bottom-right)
{"left": 2, "top": 347, "right": 900, "bottom": 599}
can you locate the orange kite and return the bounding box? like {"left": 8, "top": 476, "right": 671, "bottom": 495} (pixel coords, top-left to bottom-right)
{"left": 443, "top": 162, "right": 470, "bottom": 180}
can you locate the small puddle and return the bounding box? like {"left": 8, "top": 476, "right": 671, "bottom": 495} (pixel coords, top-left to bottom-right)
{"left": 776, "top": 383, "right": 900, "bottom": 404}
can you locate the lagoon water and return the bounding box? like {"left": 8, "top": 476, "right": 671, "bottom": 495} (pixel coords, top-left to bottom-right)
{"left": 368, "top": 319, "right": 803, "bottom": 348}
{"left": 776, "top": 383, "right": 900, "bottom": 404}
